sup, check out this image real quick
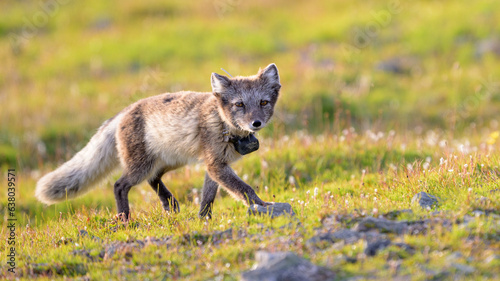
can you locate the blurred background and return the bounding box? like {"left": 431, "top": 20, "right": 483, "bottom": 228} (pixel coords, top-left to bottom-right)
{"left": 1, "top": 0, "right": 499, "bottom": 170}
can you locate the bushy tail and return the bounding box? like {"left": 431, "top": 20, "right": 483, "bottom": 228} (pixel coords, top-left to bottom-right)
{"left": 35, "top": 117, "right": 120, "bottom": 204}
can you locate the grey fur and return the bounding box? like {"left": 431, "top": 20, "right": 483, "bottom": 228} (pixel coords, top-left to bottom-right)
{"left": 35, "top": 116, "right": 120, "bottom": 204}
{"left": 35, "top": 64, "right": 281, "bottom": 220}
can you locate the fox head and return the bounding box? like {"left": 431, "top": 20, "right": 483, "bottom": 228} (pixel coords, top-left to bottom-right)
{"left": 211, "top": 63, "right": 281, "bottom": 133}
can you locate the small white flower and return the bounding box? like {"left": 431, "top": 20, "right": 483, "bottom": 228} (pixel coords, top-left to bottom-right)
{"left": 314, "top": 187, "right": 319, "bottom": 197}
{"left": 407, "top": 164, "right": 413, "bottom": 171}
{"left": 439, "top": 157, "right": 446, "bottom": 165}
{"left": 448, "top": 169, "right": 454, "bottom": 172}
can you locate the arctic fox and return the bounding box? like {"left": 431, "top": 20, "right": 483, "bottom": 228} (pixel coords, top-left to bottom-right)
{"left": 35, "top": 64, "right": 281, "bottom": 220}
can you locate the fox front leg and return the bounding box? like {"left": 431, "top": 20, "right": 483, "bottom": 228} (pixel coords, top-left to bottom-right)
{"left": 206, "top": 162, "right": 268, "bottom": 207}
{"left": 199, "top": 173, "right": 219, "bottom": 219}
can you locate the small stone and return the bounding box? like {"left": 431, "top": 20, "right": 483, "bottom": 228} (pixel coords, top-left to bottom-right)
{"left": 375, "top": 57, "right": 417, "bottom": 75}
{"left": 471, "top": 210, "right": 485, "bottom": 217}
{"left": 451, "top": 263, "right": 475, "bottom": 274}
{"left": 411, "top": 192, "right": 440, "bottom": 209}
{"left": 78, "top": 229, "right": 101, "bottom": 242}
{"left": 104, "top": 243, "right": 119, "bottom": 260}
{"left": 393, "top": 243, "right": 416, "bottom": 256}
{"left": 365, "top": 239, "right": 391, "bottom": 256}
{"left": 475, "top": 38, "right": 500, "bottom": 58}
{"left": 248, "top": 202, "right": 295, "bottom": 218}
{"left": 306, "top": 229, "right": 361, "bottom": 250}
{"left": 331, "top": 229, "right": 361, "bottom": 243}
{"left": 354, "top": 217, "right": 408, "bottom": 234}
{"left": 446, "top": 252, "right": 463, "bottom": 263}
{"left": 241, "top": 251, "right": 336, "bottom": 281}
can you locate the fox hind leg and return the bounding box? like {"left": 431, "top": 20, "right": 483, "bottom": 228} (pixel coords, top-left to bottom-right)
{"left": 148, "top": 169, "right": 180, "bottom": 213}
{"left": 114, "top": 160, "right": 155, "bottom": 221}
{"left": 114, "top": 176, "right": 135, "bottom": 221}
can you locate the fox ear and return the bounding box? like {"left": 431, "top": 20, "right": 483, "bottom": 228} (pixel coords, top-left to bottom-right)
{"left": 259, "top": 63, "right": 280, "bottom": 87}
{"left": 211, "top": 73, "right": 231, "bottom": 96}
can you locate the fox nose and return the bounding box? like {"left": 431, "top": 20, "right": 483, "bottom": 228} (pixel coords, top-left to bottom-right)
{"left": 252, "top": 120, "right": 262, "bottom": 128}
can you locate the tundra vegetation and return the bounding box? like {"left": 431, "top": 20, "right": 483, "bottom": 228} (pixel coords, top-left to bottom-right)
{"left": 0, "top": 0, "right": 499, "bottom": 280}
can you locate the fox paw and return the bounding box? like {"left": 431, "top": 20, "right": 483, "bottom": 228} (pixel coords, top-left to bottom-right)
{"left": 163, "top": 198, "right": 180, "bottom": 213}
{"left": 114, "top": 212, "right": 130, "bottom": 223}
{"left": 251, "top": 199, "right": 272, "bottom": 207}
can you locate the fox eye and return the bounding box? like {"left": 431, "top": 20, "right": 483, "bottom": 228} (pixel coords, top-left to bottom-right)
{"left": 235, "top": 102, "right": 244, "bottom": 107}
{"left": 260, "top": 100, "right": 269, "bottom": 106}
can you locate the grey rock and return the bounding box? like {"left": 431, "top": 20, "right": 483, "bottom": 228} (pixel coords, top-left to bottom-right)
{"left": 393, "top": 243, "right": 416, "bottom": 256}
{"left": 411, "top": 192, "right": 440, "bottom": 209}
{"left": 446, "top": 251, "right": 463, "bottom": 263}
{"left": 183, "top": 229, "right": 233, "bottom": 246}
{"left": 471, "top": 210, "right": 486, "bottom": 217}
{"left": 331, "top": 229, "right": 362, "bottom": 243}
{"left": 248, "top": 203, "right": 295, "bottom": 218}
{"left": 475, "top": 38, "right": 500, "bottom": 58}
{"left": 78, "top": 229, "right": 102, "bottom": 242}
{"left": 306, "top": 229, "right": 361, "bottom": 250}
{"left": 104, "top": 243, "right": 119, "bottom": 260}
{"left": 354, "top": 217, "right": 408, "bottom": 234}
{"left": 71, "top": 249, "right": 104, "bottom": 262}
{"left": 451, "top": 263, "right": 475, "bottom": 274}
{"left": 365, "top": 240, "right": 415, "bottom": 257}
{"left": 241, "top": 251, "right": 336, "bottom": 281}
{"left": 365, "top": 239, "right": 392, "bottom": 256}
{"left": 375, "top": 57, "right": 418, "bottom": 75}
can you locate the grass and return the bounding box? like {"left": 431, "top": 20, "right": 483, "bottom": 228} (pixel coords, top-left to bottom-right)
{"left": 1, "top": 131, "right": 499, "bottom": 280}
{"left": 1, "top": 0, "right": 500, "bottom": 280}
